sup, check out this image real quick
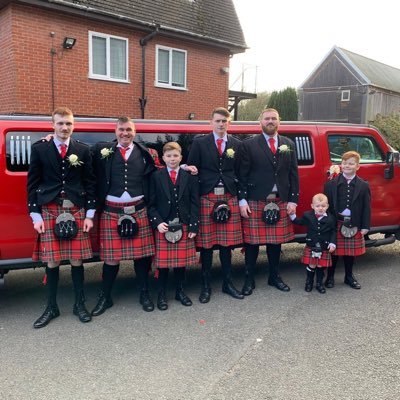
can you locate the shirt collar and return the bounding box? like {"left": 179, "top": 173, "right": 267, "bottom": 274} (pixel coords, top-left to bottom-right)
{"left": 262, "top": 133, "right": 278, "bottom": 143}
{"left": 213, "top": 132, "right": 227, "bottom": 142}
{"left": 53, "top": 137, "right": 70, "bottom": 148}
{"left": 167, "top": 166, "right": 180, "bottom": 173}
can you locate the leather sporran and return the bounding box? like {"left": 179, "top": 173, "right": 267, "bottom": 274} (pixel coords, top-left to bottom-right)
{"left": 262, "top": 202, "right": 280, "bottom": 225}
{"left": 165, "top": 218, "right": 183, "bottom": 243}
{"left": 340, "top": 217, "right": 358, "bottom": 238}
{"left": 54, "top": 212, "right": 78, "bottom": 240}
{"left": 117, "top": 215, "right": 139, "bottom": 238}
{"left": 212, "top": 201, "right": 231, "bottom": 223}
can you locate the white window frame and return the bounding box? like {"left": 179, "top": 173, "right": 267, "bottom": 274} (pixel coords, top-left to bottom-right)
{"left": 155, "top": 45, "right": 187, "bottom": 90}
{"left": 88, "top": 31, "right": 129, "bottom": 83}
{"left": 341, "top": 90, "right": 350, "bottom": 102}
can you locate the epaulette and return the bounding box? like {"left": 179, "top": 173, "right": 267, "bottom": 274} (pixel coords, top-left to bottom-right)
{"left": 74, "top": 139, "right": 89, "bottom": 147}
{"left": 193, "top": 133, "right": 206, "bottom": 140}
{"left": 32, "top": 139, "right": 48, "bottom": 146}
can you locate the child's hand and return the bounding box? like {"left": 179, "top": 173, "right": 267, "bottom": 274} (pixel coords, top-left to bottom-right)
{"left": 157, "top": 222, "right": 168, "bottom": 233}
{"left": 328, "top": 243, "right": 336, "bottom": 253}
{"left": 360, "top": 229, "right": 369, "bottom": 236}
{"left": 188, "top": 232, "right": 197, "bottom": 239}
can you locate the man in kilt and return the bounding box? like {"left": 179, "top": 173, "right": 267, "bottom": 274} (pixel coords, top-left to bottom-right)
{"left": 28, "top": 107, "right": 96, "bottom": 328}
{"left": 290, "top": 193, "right": 337, "bottom": 293}
{"left": 148, "top": 142, "right": 200, "bottom": 310}
{"left": 237, "top": 108, "right": 299, "bottom": 293}
{"left": 91, "top": 116, "right": 156, "bottom": 315}
{"left": 187, "top": 107, "right": 244, "bottom": 303}
{"left": 324, "top": 151, "right": 371, "bottom": 289}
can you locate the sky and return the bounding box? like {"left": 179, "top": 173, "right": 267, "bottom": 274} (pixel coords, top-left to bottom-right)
{"left": 230, "top": 0, "right": 400, "bottom": 93}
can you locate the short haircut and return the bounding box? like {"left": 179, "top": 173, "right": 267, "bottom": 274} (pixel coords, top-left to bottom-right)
{"left": 312, "top": 193, "right": 328, "bottom": 204}
{"left": 212, "top": 107, "right": 230, "bottom": 119}
{"left": 259, "top": 107, "right": 280, "bottom": 121}
{"left": 163, "top": 141, "right": 182, "bottom": 154}
{"left": 116, "top": 116, "right": 133, "bottom": 125}
{"left": 52, "top": 107, "right": 73, "bottom": 121}
{"left": 342, "top": 151, "right": 360, "bottom": 163}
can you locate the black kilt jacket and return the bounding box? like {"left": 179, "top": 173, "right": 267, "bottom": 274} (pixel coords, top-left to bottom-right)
{"left": 324, "top": 174, "right": 371, "bottom": 230}
{"left": 186, "top": 133, "right": 241, "bottom": 196}
{"left": 27, "top": 137, "right": 96, "bottom": 213}
{"left": 292, "top": 210, "right": 337, "bottom": 248}
{"left": 147, "top": 168, "right": 200, "bottom": 234}
{"left": 236, "top": 133, "right": 299, "bottom": 203}
{"left": 91, "top": 140, "right": 156, "bottom": 209}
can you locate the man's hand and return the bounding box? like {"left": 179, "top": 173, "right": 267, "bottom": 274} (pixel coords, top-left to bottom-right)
{"left": 157, "top": 222, "right": 168, "bottom": 233}
{"left": 42, "top": 133, "right": 54, "bottom": 142}
{"left": 240, "top": 204, "right": 251, "bottom": 218}
{"left": 360, "top": 229, "right": 369, "bottom": 236}
{"left": 83, "top": 218, "right": 94, "bottom": 232}
{"left": 185, "top": 165, "right": 198, "bottom": 175}
{"left": 33, "top": 221, "right": 45, "bottom": 234}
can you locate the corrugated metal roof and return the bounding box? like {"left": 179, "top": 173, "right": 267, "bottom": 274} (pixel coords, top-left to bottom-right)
{"left": 36, "top": 0, "right": 247, "bottom": 51}
{"left": 339, "top": 47, "right": 400, "bottom": 92}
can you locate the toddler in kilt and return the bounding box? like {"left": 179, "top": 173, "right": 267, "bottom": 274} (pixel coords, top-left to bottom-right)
{"left": 291, "top": 193, "right": 336, "bottom": 293}
{"left": 148, "top": 142, "right": 200, "bottom": 310}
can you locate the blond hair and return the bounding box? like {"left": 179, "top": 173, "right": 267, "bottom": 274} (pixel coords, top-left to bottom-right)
{"left": 163, "top": 142, "right": 182, "bottom": 154}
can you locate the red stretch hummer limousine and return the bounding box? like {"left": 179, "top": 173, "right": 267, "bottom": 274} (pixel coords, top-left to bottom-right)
{"left": 0, "top": 115, "right": 399, "bottom": 283}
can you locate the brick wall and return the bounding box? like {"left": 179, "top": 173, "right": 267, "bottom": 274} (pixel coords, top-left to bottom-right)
{"left": 0, "top": 4, "right": 230, "bottom": 119}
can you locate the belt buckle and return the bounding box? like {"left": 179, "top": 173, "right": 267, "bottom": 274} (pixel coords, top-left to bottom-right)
{"left": 62, "top": 199, "right": 74, "bottom": 208}
{"left": 266, "top": 193, "right": 277, "bottom": 201}
{"left": 123, "top": 205, "right": 136, "bottom": 214}
{"left": 214, "top": 187, "right": 225, "bottom": 195}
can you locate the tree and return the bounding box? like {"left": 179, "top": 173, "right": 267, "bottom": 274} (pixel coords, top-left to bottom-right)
{"left": 267, "top": 87, "right": 298, "bottom": 121}
{"left": 372, "top": 113, "right": 400, "bottom": 150}
{"left": 237, "top": 91, "right": 270, "bottom": 121}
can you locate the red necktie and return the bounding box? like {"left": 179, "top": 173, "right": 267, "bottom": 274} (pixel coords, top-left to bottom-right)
{"left": 216, "top": 138, "right": 223, "bottom": 156}
{"left": 119, "top": 147, "right": 128, "bottom": 161}
{"left": 60, "top": 144, "right": 67, "bottom": 159}
{"left": 268, "top": 138, "right": 276, "bottom": 155}
{"left": 170, "top": 169, "right": 177, "bottom": 185}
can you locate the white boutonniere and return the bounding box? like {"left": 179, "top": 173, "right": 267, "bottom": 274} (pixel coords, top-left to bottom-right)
{"left": 328, "top": 164, "right": 340, "bottom": 180}
{"left": 100, "top": 147, "right": 114, "bottom": 159}
{"left": 226, "top": 148, "right": 235, "bottom": 158}
{"left": 68, "top": 154, "right": 83, "bottom": 167}
{"left": 278, "top": 144, "right": 291, "bottom": 153}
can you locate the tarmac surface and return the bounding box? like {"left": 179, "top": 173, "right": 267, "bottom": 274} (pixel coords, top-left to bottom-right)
{"left": 1, "top": 241, "right": 399, "bottom": 400}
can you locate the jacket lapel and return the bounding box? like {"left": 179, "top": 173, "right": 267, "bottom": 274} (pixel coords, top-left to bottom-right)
{"left": 105, "top": 143, "right": 119, "bottom": 183}
{"left": 160, "top": 168, "right": 172, "bottom": 199}
{"left": 48, "top": 138, "right": 61, "bottom": 173}
{"left": 178, "top": 169, "right": 188, "bottom": 200}
{"left": 206, "top": 133, "right": 220, "bottom": 167}
{"left": 257, "top": 134, "right": 275, "bottom": 166}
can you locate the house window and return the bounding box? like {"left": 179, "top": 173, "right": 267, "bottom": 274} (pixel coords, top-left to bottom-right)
{"left": 89, "top": 31, "right": 129, "bottom": 82}
{"left": 156, "top": 45, "right": 187, "bottom": 89}
{"left": 341, "top": 90, "right": 350, "bottom": 102}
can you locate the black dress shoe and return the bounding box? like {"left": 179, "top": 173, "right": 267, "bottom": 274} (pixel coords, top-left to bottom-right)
{"left": 139, "top": 290, "right": 155, "bottom": 312}
{"left": 305, "top": 282, "right": 313, "bottom": 292}
{"left": 175, "top": 290, "right": 192, "bottom": 306}
{"left": 268, "top": 277, "right": 290, "bottom": 292}
{"left": 73, "top": 302, "right": 92, "bottom": 323}
{"left": 157, "top": 291, "right": 168, "bottom": 311}
{"left": 33, "top": 305, "right": 60, "bottom": 329}
{"left": 242, "top": 276, "right": 255, "bottom": 296}
{"left": 199, "top": 287, "right": 211, "bottom": 303}
{"left": 222, "top": 281, "right": 244, "bottom": 299}
{"left": 325, "top": 277, "right": 335, "bottom": 288}
{"left": 344, "top": 275, "right": 361, "bottom": 289}
{"left": 91, "top": 292, "right": 113, "bottom": 316}
{"left": 315, "top": 283, "right": 326, "bottom": 294}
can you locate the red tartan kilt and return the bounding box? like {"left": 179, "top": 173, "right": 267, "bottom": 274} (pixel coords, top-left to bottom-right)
{"left": 32, "top": 203, "right": 93, "bottom": 262}
{"left": 195, "top": 193, "right": 243, "bottom": 249}
{"left": 301, "top": 246, "right": 332, "bottom": 267}
{"left": 99, "top": 202, "right": 155, "bottom": 261}
{"left": 242, "top": 200, "right": 295, "bottom": 244}
{"left": 153, "top": 225, "right": 197, "bottom": 269}
{"left": 334, "top": 221, "right": 366, "bottom": 256}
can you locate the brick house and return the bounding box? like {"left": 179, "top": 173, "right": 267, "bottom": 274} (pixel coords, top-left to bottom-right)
{"left": 0, "top": 0, "right": 246, "bottom": 119}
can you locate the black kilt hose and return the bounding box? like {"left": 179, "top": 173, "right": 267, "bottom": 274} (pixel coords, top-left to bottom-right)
{"left": 153, "top": 225, "right": 197, "bottom": 269}
{"left": 242, "top": 200, "right": 295, "bottom": 245}
{"left": 301, "top": 246, "right": 332, "bottom": 267}
{"left": 196, "top": 193, "right": 243, "bottom": 249}
{"left": 32, "top": 203, "right": 93, "bottom": 262}
{"left": 334, "top": 221, "right": 366, "bottom": 256}
{"left": 99, "top": 200, "right": 155, "bottom": 261}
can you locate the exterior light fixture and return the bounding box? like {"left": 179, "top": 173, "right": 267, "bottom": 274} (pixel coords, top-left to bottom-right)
{"left": 188, "top": 112, "right": 195, "bottom": 120}
{"left": 62, "top": 37, "right": 76, "bottom": 49}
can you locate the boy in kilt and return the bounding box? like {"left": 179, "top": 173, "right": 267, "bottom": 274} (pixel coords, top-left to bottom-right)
{"left": 90, "top": 116, "right": 156, "bottom": 316}
{"left": 324, "top": 151, "right": 371, "bottom": 289}
{"left": 187, "top": 107, "right": 244, "bottom": 303}
{"left": 28, "top": 107, "right": 96, "bottom": 328}
{"left": 290, "top": 193, "right": 337, "bottom": 293}
{"left": 148, "top": 142, "right": 200, "bottom": 310}
{"left": 238, "top": 108, "right": 299, "bottom": 293}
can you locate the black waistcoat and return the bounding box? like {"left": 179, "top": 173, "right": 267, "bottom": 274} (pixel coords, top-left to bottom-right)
{"left": 167, "top": 178, "right": 180, "bottom": 221}
{"left": 108, "top": 146, "right": 145, "bottom": 197}
{"left": 337, "top": 176, "right": 355, "bottom": 213}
